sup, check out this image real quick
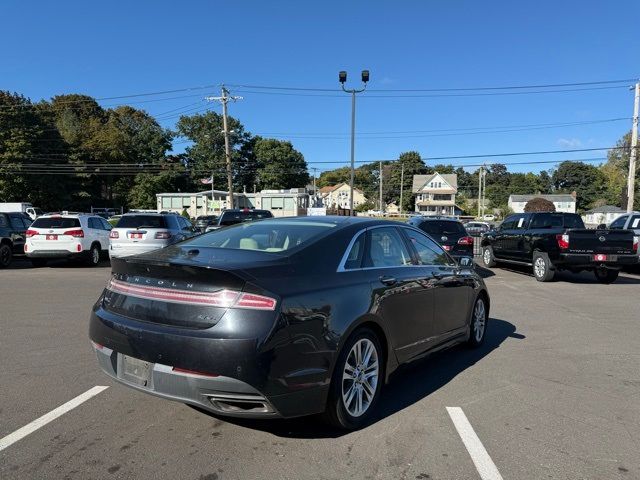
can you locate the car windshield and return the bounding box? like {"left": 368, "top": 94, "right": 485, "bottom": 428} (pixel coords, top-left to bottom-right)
{"left": 418, "top": 221, "right": 465, "bottom": 235}
{"left": 32, "top": 217, "right": 81, "bottom": 229}
{"left": 116, "top": 215, "right": 167, "bottom": 228}
{"left": 183, "top": 220, "right": 335, "bottom": 253}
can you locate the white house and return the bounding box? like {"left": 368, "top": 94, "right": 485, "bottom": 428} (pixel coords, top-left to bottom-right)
{"left": 319, "top": 183, "right": 368, "bottom": 210}
{"left": 412, "top": 173, "right": 458, "bottom": 215}
{"left": 583, "top": 205, "right": 625, "bottom": 226}
{"left": 508, "top": 194, "right": 577, "bottom": 213}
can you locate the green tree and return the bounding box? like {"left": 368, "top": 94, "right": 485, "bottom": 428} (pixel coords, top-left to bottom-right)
{"left": 128, "top": 156, "right": 193, "bottom": 209}
{"left": 386, "top": 151, "right": 428, "bottom": 211}
{"left": 253, "top": 137, "right": 309, "bottom": 189}
{"left": 524, "top": 197, "right": 556, "bottom": 212}
{"left": 552, "top": 161, "right": 605, "bottom": 212}
{"left": 601, "top": 131, "right": 634, "bottom": 208}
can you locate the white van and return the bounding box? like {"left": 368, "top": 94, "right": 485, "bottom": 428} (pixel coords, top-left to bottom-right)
{"left": 0, "top": 203, "right": 43, "bottom": 220}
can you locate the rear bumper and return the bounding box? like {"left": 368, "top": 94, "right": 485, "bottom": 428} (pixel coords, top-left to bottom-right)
{"left": 109, "top": 243, "right": 166, "bottom": 258}
{"left": 26, "top": 250, "right": 89, "bottom": 259}
{"left": 558, "top": 253, "right": 639, "bottom": 268}
{"left": 89, "top": 306, "right": 330, "bottom": 419}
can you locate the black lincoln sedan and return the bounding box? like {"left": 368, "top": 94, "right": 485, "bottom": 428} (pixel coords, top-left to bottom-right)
{"left": 90, "top": 216, "right": 489, "bottom": 430}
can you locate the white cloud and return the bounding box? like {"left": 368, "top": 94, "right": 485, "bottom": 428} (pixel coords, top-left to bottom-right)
{"left": 557, "top": 138, "right": 582, "bottom": 148}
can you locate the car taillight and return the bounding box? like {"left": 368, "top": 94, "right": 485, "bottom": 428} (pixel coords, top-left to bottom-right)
{"left": 633, "top": 236, "right": 639, "bottom": 253}
{"left": 26, "top": 229, "right": 37, "bottom": 237}
{"left": 107, "top": 278, "right": 277, "bottom": 310}
{"left": 155, "top": 231, "right": 172, "bottom": 239}
{"left": 109, "top": 231, "right": 119, "bottom": 239}
{"left": 64, "top": 229, "right": 84, "bottom": 238}
{"left": 458, "top": 236, "right": 474, "bottom": 246}
{"left": 556, "top": 233, "right": 569, "bottom": 250}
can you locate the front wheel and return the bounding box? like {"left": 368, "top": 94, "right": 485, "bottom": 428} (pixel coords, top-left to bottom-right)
{"left": 467, "top": 296, "right": 488, "bottom": 348}
{"left": 594, "top": 268, "right": 619, "bottom": 284}
{"left": 324, "top": 328, "right": 383, "bottom": 430}
{"left": 87, "top": 244, "right": 101, "bottom": 266}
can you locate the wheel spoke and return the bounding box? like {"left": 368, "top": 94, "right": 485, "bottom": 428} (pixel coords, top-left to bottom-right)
{"left": 362, "top": 342, "right": 373, "bottom": 366}
{"left": 343, "top": 383, "right": 356, "bottom": 407}
{"left": 362, "top": 379, "right": 375, "bottom": 400}
{"left": 364, "top": 360, "right": 378, "bottom": 373}
{"left": 356, "top": 387, "right": 363, "bottom": 415}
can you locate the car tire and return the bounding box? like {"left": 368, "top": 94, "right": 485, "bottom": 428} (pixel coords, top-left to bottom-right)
{"left": 87, "top": 244, "right": 101, "bottom": 267}
{"left": 324, "top": 328, "right": 384, "bottom": 430}
{"left": 467, "top": 295, "right": 488, "bottom": 348}
{"left": 0, "top": 243, "right": 12, "bottom": 268}
{"left": 482, "top": 246, "right": 496, "bottom": 268}
{"left": 532, "top": 251, "right": 555, "bottom": 282}
{"left": 30, "top": 258, "right": 47, "bottom": 267}
{"left": 594, "top": 268, "right": 619, "bottom": 284}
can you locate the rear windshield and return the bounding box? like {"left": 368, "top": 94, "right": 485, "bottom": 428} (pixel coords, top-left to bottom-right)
{"left": 184, "top": 220, "right": 335, "bottom": 253}
{"left": 530, "top": 213, "right": 584, "bottom": 229}
{"left": 116, "top": 215, "right": 167, "bottom": 228}
{"left": 417, "top": 221, "right": 465, "bottom": 235}
{"left": 219, "top": 211, "right": 273, "bottom": 226}
{"left": 32, "top": 217, "right": 81, "bottom": 229}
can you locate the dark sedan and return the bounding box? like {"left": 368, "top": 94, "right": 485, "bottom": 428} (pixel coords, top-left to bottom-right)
{"left": 89, "top": 217, "right": 489, "bottom": 430}
{"left": 194, "top": 215, "right": 218, "bottom": 233}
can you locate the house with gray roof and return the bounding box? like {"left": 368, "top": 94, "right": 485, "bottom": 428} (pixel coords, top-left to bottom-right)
{"left": 583, "top": 205, "right": 625, "bottom": 226}
{"left": 508, "top": 193, "right": 577, "bottom": 213}
{"left": 412, "top": 173, "right": 458, "bottom": 215}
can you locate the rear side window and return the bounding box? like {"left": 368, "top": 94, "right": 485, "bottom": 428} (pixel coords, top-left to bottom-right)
{"left": 563, "top": 215, "right": 584, "bottom": 229}
{"left": 116, "top": 215, "right": 167, "bottom": 229}
{"left": 0, "top": 215, "right": 7, "bottom": 227}
{"left": 417, "top": 221, "right": 465, "bottom": 235}
{"left": 530, "top": 213, "right": 564, "bottom": 229}
{"left": 342, "top": 232, "right": 366, "bottom": 270}
{"left": 32, "top": 217, "right": 81, "bottom": 229}
{"left": 630, "top": 215, "right": 640, "bottom": 229}
{"left": 404, "top": 230, "right": 453, "bottom": 266}
{"left": 609, "top": 215, "right": 628, "bottom": 229}
{"left": 219, "top": 211, "right": 272, "bottom": 226}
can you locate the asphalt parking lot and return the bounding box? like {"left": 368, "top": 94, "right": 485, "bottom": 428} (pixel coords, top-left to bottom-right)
{"left": 1, "top": 258, "right": 639, "bottom": 480}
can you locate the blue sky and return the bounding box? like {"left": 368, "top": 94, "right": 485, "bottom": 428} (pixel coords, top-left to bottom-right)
{"left": 2, "top": 0, "right": 639, "bottom": 174}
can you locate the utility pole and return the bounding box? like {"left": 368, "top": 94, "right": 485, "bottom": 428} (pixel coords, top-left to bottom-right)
{"left": 379, "top": 161, "right": 383, "bottom": 215}
{"left": 627, "top": 82, "right": 639, "bottom": 213}
{"left": 477, "top": 165, "right": 483, "bottom": 218}
{"left": 482, "top": 164, "right": 487, "bottom": 218}
{"left": 399, "top": 163, "right": 404, "bottom": 216}
{"left": 205, "top": 86, "right": 242, "bottom": 210}
{"left": 312, "top": 167, "right": 317, "bottom": 207}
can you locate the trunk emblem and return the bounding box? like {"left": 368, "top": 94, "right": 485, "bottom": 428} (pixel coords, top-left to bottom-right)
{"left": 441, "top": 236, "right": 448, "bottom": 241}
{"left": 598, "top": 236, "right": 606, "bottom": 242}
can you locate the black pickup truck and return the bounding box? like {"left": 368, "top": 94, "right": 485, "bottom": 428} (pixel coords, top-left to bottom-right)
{"left": 481, "top": 212, "right": 639, "bottom": 283}
{"left": 0, "top": 212, "right": 33, "bottom": 268}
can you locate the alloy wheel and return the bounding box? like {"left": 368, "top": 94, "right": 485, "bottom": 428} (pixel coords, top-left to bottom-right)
{"left": 473, "top": 299, "right": 486, "bottom": 342}
{"left": 91, "top": 247, "right": 100, "bottom": 264}
{"left": 534, "top": 257, "right": 546, "bottom": 278}
{"left": 483, "top": 249, "right": 491, "bottom": 265}
{"left": 342, "top": 338, "right": 379, "bottom": 418}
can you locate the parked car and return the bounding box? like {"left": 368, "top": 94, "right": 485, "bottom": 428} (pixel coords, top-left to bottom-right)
{"left": 406, "top": 216, "right": 474, "bottom": 259}
{"left": 24, "top": 213, "right": 112, "bottom": 266}
{"left": 109, "top": 213, "right": 197, "bottom": 259}
{"left": 89, "top": 217, "right": 488, "bottom": 430}
{"left": 205, "top": 209, "right": 273, "bottom": 232}
{"left": 465, "top": 221, "right": 491, "bottom": 236}
{"left": 607, "top": 211, "right": 640, "bottom": 235}
{"left": 194, "top": 215, "right": 219, "bottom": 233}
{"left": 0, "top": 212, "right": 33, "bottom": 268}
{"left": 481, "top": 212, "right": 638, "bottom": 283}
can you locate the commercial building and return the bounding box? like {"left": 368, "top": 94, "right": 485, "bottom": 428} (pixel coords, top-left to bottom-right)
{"left": 508, "top": 194, "right": 577, "bottom": 213}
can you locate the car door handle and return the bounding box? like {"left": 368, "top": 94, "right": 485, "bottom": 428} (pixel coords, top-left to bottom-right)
{"left": 379, "top": 275, "right": 397, "bottom": 286}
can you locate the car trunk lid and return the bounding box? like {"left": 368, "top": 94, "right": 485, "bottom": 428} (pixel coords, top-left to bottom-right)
{"left": 564, "top": 229, "right": 636, "bottom": 255}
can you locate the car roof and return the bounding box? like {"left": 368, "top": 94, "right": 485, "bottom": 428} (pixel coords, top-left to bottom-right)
{"left": 121, "top": 212, "right": 167, "bottom": 217}
{"left": 411, "top": 216, "right": 460, "bottom": 222}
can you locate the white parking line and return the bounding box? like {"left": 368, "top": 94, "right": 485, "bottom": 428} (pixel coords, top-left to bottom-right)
{"left": 446, "top": 406, "right": 504, "bottom": 480}
{"left": 0, "top": 386, "right": 109, "bottom": 452}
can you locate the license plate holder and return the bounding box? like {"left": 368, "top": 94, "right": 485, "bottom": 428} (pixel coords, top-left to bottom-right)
{"left": 129, "top": 233, "right": 142, "bottom": 239}
{"left": 46, "top": 234, "right": 58, "bottom": 240}
{"left": 120, "top": 355, "right": 152, "bottom": 387}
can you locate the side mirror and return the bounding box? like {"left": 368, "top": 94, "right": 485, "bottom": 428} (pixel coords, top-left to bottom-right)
{"left": 458, "top": 257, "right": 474, "bottom": 270}
{"left": 596, "top": 223, "right": 607, "bottom": 230}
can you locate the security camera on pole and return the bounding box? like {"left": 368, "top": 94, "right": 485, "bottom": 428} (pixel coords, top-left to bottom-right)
{"left": 339, "top": 70, "right": 369, "bottom": 215}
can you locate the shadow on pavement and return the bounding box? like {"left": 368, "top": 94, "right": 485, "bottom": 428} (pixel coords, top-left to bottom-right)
{"left": 491, "top": 262, "right": 640, "bottom": 285}
{"left": 200, "top": 318, "right": 521, "bottom": 439}
{"left": 2, "top": 256, "right": 111, "bottom": 270}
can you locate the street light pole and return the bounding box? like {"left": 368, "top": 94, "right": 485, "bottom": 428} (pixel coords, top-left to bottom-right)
{"left": 339, "top": 70, "right": 369, "bottom": 215}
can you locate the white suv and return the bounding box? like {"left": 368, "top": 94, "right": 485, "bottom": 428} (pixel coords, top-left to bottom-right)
{"left": 25, "top": 213, "right": 112, "bottom": 267}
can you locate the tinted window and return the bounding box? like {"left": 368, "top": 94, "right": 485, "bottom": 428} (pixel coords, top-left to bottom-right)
{"left": 0, "top": 215, "right": 7, "bottom": 227}
{"left": 511, "top": 215, "right": 529, "bottom": 230}
{"left": 32, "top": 217, "right": 81, "bottom": 229}
{"left": 116, "top": 215, "right": 168, "bottom": 228}
{"left": 629, "top": 215, "right": 640, "bottom": 229}
{"left": 343, "top": 232, "right": 366, "bottom": 270}
{"left": 22, "top": 217, "right": 33, "bottom": 228}
{"left": 404, "top": 229, "right": 452, "bottom": 266}
{"left": 364, "top": 227, "right": 412, "bottom": 268}
{"left": 9, "top": 216, "right": 25, "bottom": 229}
{"left": 99, "top": 218, "right": 112, "bottom": 230}
{"left": 609, "top": 215, "right": 628, "bottom": 229}
{"left": 500, "top": 216, "right": 517, "bottom": 230}
{"left": 88, "top": 218, "right": 99, "bottom": 229}
{"left": 184, "top": 220, "right": 335, "bottom": 253}
{"left": 563, "top": 214, "right": 584, "bottom": 229}
{"left": 530, "top": 213, "right": 564, "bottom": 229}
{"left": 417, "top": 220, "right": 465, "bottom": 235}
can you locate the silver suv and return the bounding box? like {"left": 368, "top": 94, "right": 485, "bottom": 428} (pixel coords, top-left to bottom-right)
{"left": 109, "top": 213, "right": 197, "bottom": 259}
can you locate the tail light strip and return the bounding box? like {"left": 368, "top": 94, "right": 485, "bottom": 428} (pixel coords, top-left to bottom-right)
{"left": 107, "top": 278, "right": 276, "bottom": 310}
